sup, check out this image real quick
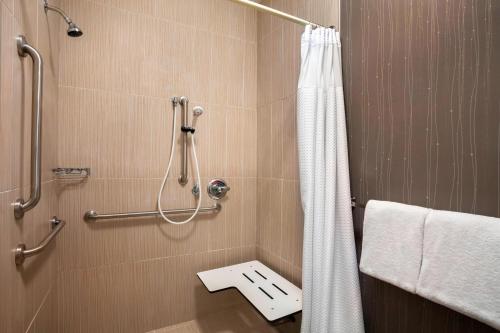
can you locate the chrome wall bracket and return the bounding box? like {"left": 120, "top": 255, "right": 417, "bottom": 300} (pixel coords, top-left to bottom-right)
{"left": 192, "top": 183, "right": 200, "bottom": 197}
{"left": 351, "top": 196, "right": 365, "bottom": 208}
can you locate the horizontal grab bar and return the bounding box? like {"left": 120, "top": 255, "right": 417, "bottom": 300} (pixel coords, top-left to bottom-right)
{"left": 14, "top": 35, "right": 44, "bottom": 219}
{"left": 84, "top": 203, "right": 221, "bottom": 222}
{"left": 15, "top": 217, "right": 65, "bottom": 265}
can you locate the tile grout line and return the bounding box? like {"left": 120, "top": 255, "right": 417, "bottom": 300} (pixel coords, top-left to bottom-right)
{"left": 57, "top": 84, "right": 257, "bottom": 112}
{"left": 84, "top": 0, "right": 257, "bottom": 44}
{"left": 0, "top": 179, "right": 57, "bottom": 196}
{"left": 57, "top": 245, "right": 258, "bottom": 273}
{"left": 23, "top": 283, "right": 53, "bottom": 333}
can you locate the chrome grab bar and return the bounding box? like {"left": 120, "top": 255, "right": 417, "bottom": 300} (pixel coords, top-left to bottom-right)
{"left": 15, "top": 217, "right": 65, "bottom": 265}
{"left": 84, "top": 203, "right": 221, "bottom": 222}
{"left": 14, "top": 36, "right": 44, "bottom": 219}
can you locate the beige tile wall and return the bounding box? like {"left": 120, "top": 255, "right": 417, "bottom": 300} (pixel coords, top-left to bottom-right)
{"left": 0, "top": 0, "right": 338, "bottom": 331}
{"left": 0, "top": 0, "right": 61, "bottom": 332}
{"left": 256, "top": 0, "right": 339, "bottom": 287}
{"left": 57, "top": 249, "right": 256, "bottom": 333}
{"left": 56, "top": 0, "right": 258, "bottom": 331}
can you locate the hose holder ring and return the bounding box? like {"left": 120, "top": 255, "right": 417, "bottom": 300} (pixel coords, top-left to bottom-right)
{"left": 181, "top": 126, "right": 195, "bottom": 134}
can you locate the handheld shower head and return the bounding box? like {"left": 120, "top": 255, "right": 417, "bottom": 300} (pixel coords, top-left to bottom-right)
{"left": 191, "top": 106, "right": 204, "bottom": 129}
{"left": 193, "top": 106, "right": 204, "bottom": 117}
{"left": 44, "top": 1, "right": 83, "bottom": 38}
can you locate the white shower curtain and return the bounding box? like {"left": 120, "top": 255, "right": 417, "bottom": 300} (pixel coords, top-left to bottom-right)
{"left": 297, "top": 26, "right": 364, "bottom": 333}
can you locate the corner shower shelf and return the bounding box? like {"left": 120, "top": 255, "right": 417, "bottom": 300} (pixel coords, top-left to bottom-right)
{"left": 197, "top": 260, "right": 302, "bottom": 322}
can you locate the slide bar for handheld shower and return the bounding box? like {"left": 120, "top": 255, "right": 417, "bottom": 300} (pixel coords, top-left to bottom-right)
{"left": 14, "top": 36, "right": 43, "bottom": 219}
{"left": 84, "top": 204, "right": 221, "bottom": 222}
{"left": 178, "top": 97, "right": 189, "bottom": 185}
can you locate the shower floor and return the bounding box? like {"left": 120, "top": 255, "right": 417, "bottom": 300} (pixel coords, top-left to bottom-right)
{"left": 146, "top": 303, "right": 301, "bottom": 333}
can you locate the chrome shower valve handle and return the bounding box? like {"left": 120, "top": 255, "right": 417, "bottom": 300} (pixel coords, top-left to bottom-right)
{"left": 207, "top": 179, "right": 230, "bottom": 200}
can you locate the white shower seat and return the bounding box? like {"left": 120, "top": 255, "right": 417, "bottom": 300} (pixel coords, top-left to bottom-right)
{"left": 197, "top": 260, "right": 302, "bottom": 322}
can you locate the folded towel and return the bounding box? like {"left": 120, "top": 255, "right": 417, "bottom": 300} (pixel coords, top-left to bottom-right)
{"left": 359, "top": 200, "right": 431, "bottom": 293}
{"left": 416, "top": 210, "right": 500, "bottom": 330}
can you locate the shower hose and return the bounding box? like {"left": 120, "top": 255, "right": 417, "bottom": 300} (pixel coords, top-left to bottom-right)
{"left": 157, "top": 103, "right": 201, "bottom": 225}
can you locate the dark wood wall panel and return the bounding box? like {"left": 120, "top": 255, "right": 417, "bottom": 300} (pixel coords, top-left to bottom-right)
{"left": 342, "top": 0, "right": 500, "bottom": 331}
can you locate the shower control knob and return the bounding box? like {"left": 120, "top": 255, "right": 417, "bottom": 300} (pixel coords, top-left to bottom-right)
{"left": 207, "top": 179, "right": 230, "bottom": 200}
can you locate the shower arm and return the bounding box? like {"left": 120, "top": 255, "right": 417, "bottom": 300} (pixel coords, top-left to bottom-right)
{"left": 44, "top": 1, "right": 73, "bottom": 24}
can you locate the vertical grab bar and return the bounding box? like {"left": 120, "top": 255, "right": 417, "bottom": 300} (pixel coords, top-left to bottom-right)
{"left": 14, "top": 36, "right": 44, "bottom": 219}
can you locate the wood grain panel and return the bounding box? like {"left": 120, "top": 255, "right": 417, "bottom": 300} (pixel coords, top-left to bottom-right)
{"left": 343, "top": 0, "right": 500, "bottom": 215}
{"left": 342, "top": 0, "right": 500, "bottom": 331}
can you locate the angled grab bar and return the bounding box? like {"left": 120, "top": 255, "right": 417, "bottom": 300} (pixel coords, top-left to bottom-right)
{"left": 14, "top": 36, "right": 44, "bottom": 219}
{"left": 84, "top": 203, "right": 221, "bottom": 222}
{"left": 15, "top": 217, "right": 65, "bottom": 265}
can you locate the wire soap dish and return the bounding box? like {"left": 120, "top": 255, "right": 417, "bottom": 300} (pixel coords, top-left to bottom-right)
{"left": 52, "top": 167, "right": 90, "bottom": 179}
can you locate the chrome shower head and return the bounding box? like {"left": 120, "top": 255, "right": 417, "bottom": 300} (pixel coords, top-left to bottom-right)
{"left": 191, "top": 106, "right": 204, "bottom": 129}
{"left": 44, "top": 1, "right": 83, "bottom": 38}
{"left": 67, "top": 22, "right": 83, "bottom": 37}
{"left": 193, "top": 106, "right": 204, "bottom": 117}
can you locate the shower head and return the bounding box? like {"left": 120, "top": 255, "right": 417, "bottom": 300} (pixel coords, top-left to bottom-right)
{"left": 191, "top": 106, "right": 204, "bottom": 129}
{"left": 67, "top": 22, "right": 83, "bottom": 37}
{"left": 193, "top": 106, "right": 204, "bottom": 117}
{"left": 44, "top": 1, "right": 83, "bottom": 38}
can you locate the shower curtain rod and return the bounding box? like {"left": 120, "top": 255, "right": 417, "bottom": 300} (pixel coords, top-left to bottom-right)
{"left": 227, "top": 0, "right": 330, "bottom": 29}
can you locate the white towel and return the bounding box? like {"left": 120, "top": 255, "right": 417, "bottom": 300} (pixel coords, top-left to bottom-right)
{"left": 416, "top": 210, "right": 500, "bottom": 330}
{"left": 359, "top": 200, "right": 431, "bottom": 293}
